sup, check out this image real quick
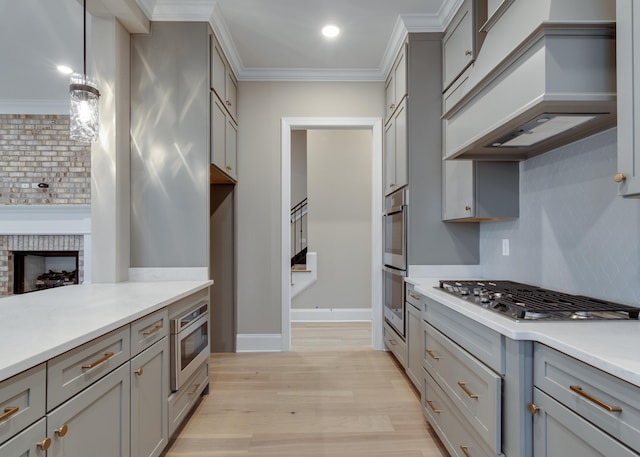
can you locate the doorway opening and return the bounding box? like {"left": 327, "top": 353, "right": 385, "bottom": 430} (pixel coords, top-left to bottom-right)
{"left": 281, "top": 117, "right": 383, "bottom": 351}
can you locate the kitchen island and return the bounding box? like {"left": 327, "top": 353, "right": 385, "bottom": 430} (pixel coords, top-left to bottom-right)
{"left": 0, "top": 280, "right": 211, "bottom": 457}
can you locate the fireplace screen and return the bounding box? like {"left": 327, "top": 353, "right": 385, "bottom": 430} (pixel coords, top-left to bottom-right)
{"left": 13, "top": 251, "right": 79, "bottom": 294}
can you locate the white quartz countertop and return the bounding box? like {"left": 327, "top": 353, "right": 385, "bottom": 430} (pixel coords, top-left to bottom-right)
{"left": 0, "top": 281, "right": 212, "bottom": 381}
{"left": 407, "top": 277, "right": 640, "bottom": 388}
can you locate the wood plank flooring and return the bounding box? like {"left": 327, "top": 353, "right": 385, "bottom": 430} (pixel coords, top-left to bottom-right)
{"left": 163, "top": 322, "right": 448, "bottom": 457}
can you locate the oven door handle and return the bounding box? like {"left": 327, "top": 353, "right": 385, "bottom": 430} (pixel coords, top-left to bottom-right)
{"left": 383, "top": 204, "right": 406, "bottom": 217}
{"left": 383, "top": 266, "right": 406, "bottom": 276}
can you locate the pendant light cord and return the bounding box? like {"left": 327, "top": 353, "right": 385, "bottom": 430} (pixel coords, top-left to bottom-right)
{"left": 83, "top": 0, "right": 87, "bottom": 77}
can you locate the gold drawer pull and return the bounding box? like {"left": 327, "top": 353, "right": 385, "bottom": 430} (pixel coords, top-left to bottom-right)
{"left": 82, "top": 352, "right": 114, "bottom": 369}
{"left": 426, "top": 400, "right": 441, "bottom": 414}
{"left": 464, "top": 50, "right": 472, "bottom": 56}
{"left": 389, "top": 103, "right": 396, "bottom": 110}
{"left": 460, "top": 445, "right": 472, "bottom": 457}
{"left": 457, "top": 381, "right": 479, "bottom": 399}
{"left": 614, "top": 173, "right": 626, "bottom": 183}
{"left": 388, "top": 339, "right": 397, "bottom": 346}
{"left": 38, "top": 437, "right": 52, "bottom": 451}
{"left": 0, "top": 406, "right": 19, "bottom": 422}
{"left": 188, "top": 383, "right": 201, "bottom": 396}
{"left": 134, "top": 367, "right": 144, "bottom": 376}
{"left": 55, "top": 424, "right": 69, "bottom": 437}
{"left": 409, "top": 293, "right": 421, "bottom": 300}
{"left": 226, "top": 100, "right": 232, "bottom": 107}
{"left": 528, "top": 403, "right": 540, "bottom": 414}
{"left": 569, "top": 385, "right": 622, "bottom": 412}
{"left": 426, "top": 349, "right": 440, "bottom": 360}
{"left": 142, "top": 324, "right": 163, "bottom": 336}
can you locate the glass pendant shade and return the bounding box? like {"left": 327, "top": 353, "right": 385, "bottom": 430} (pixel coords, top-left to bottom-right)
{"left": 69, "top": 73, "right": 100, "bottom": 143}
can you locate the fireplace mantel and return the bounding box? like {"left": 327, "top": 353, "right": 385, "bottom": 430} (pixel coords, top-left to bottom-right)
{"left": 0, "top": 205, "right": 90, "bottom": 235}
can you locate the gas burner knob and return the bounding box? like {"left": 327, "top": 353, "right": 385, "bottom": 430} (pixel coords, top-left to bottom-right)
{"left": 460, "top": 287, "right": 470, "bottom": 296}
{"left": 480, "top": 291, "right": 490, "bottom": 303}
{"left": 473, "top": 287, "right": 481, "bottom": 296}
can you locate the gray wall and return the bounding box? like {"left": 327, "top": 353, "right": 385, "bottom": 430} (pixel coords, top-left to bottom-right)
{"left": 291, "top": 130, "right": 308, "bottom": 208}
{"left": 236, "top": 81, "right": 384, "bottom": 335}
{"left": 480, "top": 128, "right": 640, "bottom": 306}
{"left": 292, "top": 129, "right": 372, "bottom": 310}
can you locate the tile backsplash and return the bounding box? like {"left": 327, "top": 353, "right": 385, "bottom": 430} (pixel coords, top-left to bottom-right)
{"left": 480, "top": 128, "right": 640, "bottom": 306}
{"left": 0, "top": 114, "right": 90, "bottom": 205}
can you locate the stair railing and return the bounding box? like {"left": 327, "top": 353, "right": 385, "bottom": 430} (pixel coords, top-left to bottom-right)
{"left": 290, "top": 198, "right": 308, "bottom": 266}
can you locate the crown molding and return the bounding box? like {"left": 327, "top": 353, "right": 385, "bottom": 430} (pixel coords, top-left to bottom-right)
{"left": 209, "top": 1, "right": 243, "bottom": 78}
{"left": 143, "top": 0, "right": 215, "bottom": 21}
{"left": 237, "top": 68, "right": 386, "bottom": 82}
{"left": 440, "top": 0, "right": 465, "bottom": 30}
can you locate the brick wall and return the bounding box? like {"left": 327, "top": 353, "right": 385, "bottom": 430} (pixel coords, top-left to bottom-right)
{"left": 0, "top": 114, "right": 91, "bottom": 205}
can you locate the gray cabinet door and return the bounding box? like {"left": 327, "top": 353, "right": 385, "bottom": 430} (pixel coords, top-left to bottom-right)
{"left": 442, "top": 0, "right": 474, "bottom": 90}
{"left": 532, "top": 388, "right": 640, "bottom": 457}
{"left": 443, "top": 160, "right": 474, "bottom": 220}
{"left": 384, "top": 116, "right": 396, "bottom": 195}
{"left": 0, "top": 418, "right": 48, "bottom": 457}
{"left": 405, "top": 302, "right": 423, "bottom": 390}
{"left": 616, "top": 0, "right": 640, "bottom": 197}
{"left": 211, "top": 95, "right": 227, "bottom": 171}
{"left": 47, "top": 363, "right": 131, "bottom": 457}
{"left": 131, "top": 338, "right": 169, "bottom": 457}
{"left": 226, "top": 116, "right": 238, "bottom": 181}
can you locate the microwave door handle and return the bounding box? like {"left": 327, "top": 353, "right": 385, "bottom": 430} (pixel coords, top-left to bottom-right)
{"left": 383, "top": 266, "right": 406, "bottom": 276}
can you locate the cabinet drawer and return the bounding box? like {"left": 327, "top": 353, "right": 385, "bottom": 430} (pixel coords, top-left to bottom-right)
{"left": 168, "top": 361, "right": 209, "bottom": 438}
{"left": 405, "top": 283, "right": 427, "bottom": 312}
{"left": 534, "top": 344, "right": 640, "bottom": 452}
{"left": 131, "top": 308, "right": 169, "bottom": 356}
{"left": 424, "top": 323, "right": 501, "bottom": 453}
{"left": 383, "top": 321, "right": 407, "bottom": 368}
{"left": 423, "top": 370, "right": 498, "bottom": 457}
{"left": 0, "top": 417, "right": 47, "bottom": 456}
{"left": 533, "top": 387, "right": 640, "bottom": 457}
{"left": 425, "top": 296, "right": 504, "bottom": 374}
{"left": 443, "top": 64, "right": 472, "bottom": 114}
{"left": 47, "top": 326, "right": 130, "bottom": 411}
{"left": 0, "top": 363, "right": 45, "bottom": 445}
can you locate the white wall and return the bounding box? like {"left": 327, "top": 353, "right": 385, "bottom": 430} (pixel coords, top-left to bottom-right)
{"left": 236, "top": 81, "right": 384, "bottom": 335}
{"left": 291, "top": 130, "right": 308, "bottom": 208}
{"left": 292, "top": 130, "right": 372, "bottom": 310}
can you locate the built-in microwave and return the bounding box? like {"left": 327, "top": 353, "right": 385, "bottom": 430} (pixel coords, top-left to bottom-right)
{"left": 383, "top": 187, "right": 407, "bottom": 271}
{"left": 170, "top": 302, "right": 210, "bottom": 391}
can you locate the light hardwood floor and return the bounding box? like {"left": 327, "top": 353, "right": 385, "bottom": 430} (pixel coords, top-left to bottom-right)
{"left": 163, "top": 322, "right": 448, "bottom": 457}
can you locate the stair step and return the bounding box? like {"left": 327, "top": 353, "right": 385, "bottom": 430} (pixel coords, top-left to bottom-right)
{"left": 291, "top": 264, "right": 311, "bottom": 272}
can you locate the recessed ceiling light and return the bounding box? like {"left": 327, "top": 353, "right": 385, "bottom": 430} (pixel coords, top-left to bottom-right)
{"left": 57, "top": 65, "right": 74, "bottom": 75}
{"left": 321, "top": 24, "right": 340, "bottom": 38}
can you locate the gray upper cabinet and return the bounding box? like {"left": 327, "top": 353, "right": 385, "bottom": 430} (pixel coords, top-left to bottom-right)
{"left": 211, "top": 94, "right": 238, "bottom": 182}
{"left": 616, "top": 0, "right": 640, "bottom": 198}
{"left": 384, "top": 43, "right": 407, "bottom": 124}
{"left": 210, "top": 34, "right": 238, "bottom": 122}
{"left": 384, "top": 99, "right": 408, "bottom": 195}
{"left": 442, "top": 0, "right": 486, "bottom": 91}
{"left": 443, "top": 161, "right": 519, "bottom": 221}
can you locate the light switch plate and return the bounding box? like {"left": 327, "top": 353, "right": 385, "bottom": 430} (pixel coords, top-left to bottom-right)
{"left": 502, "top": 239, "right": 510, "bottom": 256}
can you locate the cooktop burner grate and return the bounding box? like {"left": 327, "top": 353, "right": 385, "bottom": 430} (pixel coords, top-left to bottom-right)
{"left": 438, "top": 280, "right": 640, "bottom": 320}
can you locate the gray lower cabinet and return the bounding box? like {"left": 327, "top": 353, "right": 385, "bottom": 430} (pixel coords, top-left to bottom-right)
{"left": 405, "top": 301, "right": 423, "bottom": 390}
{"left": 47, "top": 362, "right": 131, "bottom": 457}
{"left": 0, "top": 418, "right": 48, "bottom": 457}
{"left": 532, "top": 388, "right": 639, "bottom": 457}
{"left": 131, "top": 337, "right": 169, "bottom": 457}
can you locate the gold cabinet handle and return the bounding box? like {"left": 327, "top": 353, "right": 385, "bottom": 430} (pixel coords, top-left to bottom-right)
{"left": 457, "top": 381, "right": 479, "bottom": 399}
{"left": 55, "top": 424, "right": 69, "bottom": 437}
{"left": 38, "top": 437, "right": 52, "bottom": 451}
{"left": 426, "top": 400, "right": 441, "bottom": 414}
{"left": 409, "top": 293, "right": 421, "bottom": 300}
{"left": 82, "top": 352, "right": 114, "bottom": 369}
{"left": 226, "top": 100, "right": 232, "bottom": 107}
{"left": 569, "top": 385, "right": 622, "bottom": 412}
{"left": 142, "top": 324, "right": 163, "bottom": 336}
{"left": 464, "top": 50, "right": 472, "bottom": 56}
{"left": 188, "top": 383, "right": 201, "bottom": 396}
{"left": 528, "top": 403, "right": 540, "bottom": 414}
{"left": 389, "top": 103, "right": 396, "bottom": 110}
{"left": 0, "top": 406, "right": 19, "bottom": 422}
{"left": 388, "top": 339, "right": 397, "bottom": 346}
{"left": 226, "top": 166, "right": 232, "bottom": 171}
{"left": 614, "top": 173, "right": 626, "bottom": 183}
{"left": 389, "top": 183, "right": 396, "bottom": 188}
{"left": 465, "top": 205, "right": 471, "bottom": 211}
{"left": 134, "top": 367, "right": 144, "bottom": 376}
{"left": 426, "top": 349, "right": 440, "bottom": 360}
{"left": 460, "top": 445, "right": 472, "bottom": 457}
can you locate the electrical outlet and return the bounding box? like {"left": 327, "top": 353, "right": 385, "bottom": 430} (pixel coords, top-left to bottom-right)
{"left": 502, "top": 239, "right": 510, "bottom": 256}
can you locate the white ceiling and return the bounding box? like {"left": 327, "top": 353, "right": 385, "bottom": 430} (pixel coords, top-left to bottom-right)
{"left": 0, "top": 0, "right": 457, "bottom": 107}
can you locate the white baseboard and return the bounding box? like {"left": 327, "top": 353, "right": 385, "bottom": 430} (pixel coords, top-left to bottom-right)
{"left": 236, "top": 334, "right": 283, "bottom": 352}
{"left": 291, "top": 308, "right": 372, "bottom": 322}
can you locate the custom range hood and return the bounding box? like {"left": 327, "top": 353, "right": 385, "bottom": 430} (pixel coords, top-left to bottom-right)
{"left": 443, "top": 0, "right": 616, "bottom": 161}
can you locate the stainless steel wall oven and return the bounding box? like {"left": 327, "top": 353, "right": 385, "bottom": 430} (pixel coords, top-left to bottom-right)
{"left": 170, "top": 301, "right": 210, "bottom": 391}
{"left": 383, "top": 187, "right": 407, "bottom": 338}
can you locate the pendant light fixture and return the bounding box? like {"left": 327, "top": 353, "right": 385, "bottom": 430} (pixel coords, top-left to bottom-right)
{"left": 69, "top": 0, "right": 100, "bottom": 143}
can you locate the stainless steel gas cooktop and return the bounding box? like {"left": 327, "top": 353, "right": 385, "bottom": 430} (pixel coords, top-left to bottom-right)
{"left": 438, "top": 280, "right": 640, "bottom": 321}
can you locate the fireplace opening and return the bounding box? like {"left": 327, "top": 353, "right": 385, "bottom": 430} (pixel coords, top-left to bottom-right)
{"left": 13, "top": 251, "right": 79, "bottom": 294}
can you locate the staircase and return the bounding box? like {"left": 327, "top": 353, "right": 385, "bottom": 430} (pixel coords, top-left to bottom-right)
{"left": 290, "top": 198, "right": 316, "bottom": 298}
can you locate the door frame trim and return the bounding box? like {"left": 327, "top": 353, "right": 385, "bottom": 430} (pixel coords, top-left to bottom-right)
{"left": 281, "top": 117, "right": 383, "bottom": 351}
